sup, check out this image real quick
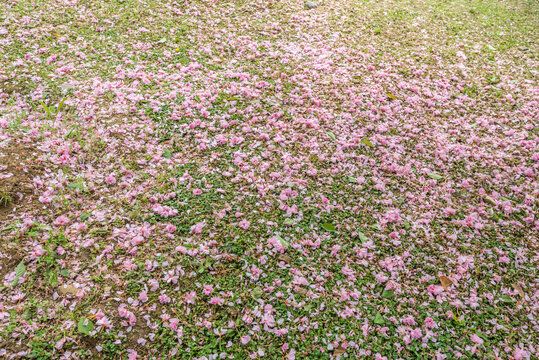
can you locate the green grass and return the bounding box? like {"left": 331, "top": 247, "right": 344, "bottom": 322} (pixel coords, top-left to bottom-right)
{"left": 0, "top": 187, "right": 12, "bottom": 207}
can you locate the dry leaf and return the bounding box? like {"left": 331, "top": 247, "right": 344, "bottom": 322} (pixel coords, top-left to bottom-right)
{"left": 512, "top": 283, "right": 525, "bottom": 299}
{"left": 439, "top": 275, "right": 453, "bottom": 290}
{"left": 334, "top": 347, "right": 346, "bottom": 356}
{"left": 58, "top": 284, "right": 79, "bottom": 296}
{"left": 278, "top": 254, "right": 292, "bottom": 263}
{"left": 296, "top": 287, "right": 308, "bottom": 296}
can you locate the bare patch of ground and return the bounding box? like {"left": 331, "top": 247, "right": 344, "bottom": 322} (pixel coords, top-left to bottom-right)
{"left": 0, "top": 140, "right": 45, "bottom": 222}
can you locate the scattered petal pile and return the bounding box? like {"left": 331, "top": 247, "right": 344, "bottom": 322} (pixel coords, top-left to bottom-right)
{"left": 0, "top": 0, "right": 537, "bottom": 359}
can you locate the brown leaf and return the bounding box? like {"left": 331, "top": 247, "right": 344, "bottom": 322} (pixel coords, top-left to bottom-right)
{"left": 333, "top": 347, "right": 346, "bottom": 356}
{"left": 296, "top": 287, "right": 308, "bottom": 296}
{"left": 512, "top": 284, "right": 525, "bottom": 299}
{"left": 58, "top": 284, "right": 79, "bottom": 296}
{"left": 439, "top": 276, "right": 453, "bottom": 290}
{"left": 278, "top": 254, "right": 292, "bottom": 263}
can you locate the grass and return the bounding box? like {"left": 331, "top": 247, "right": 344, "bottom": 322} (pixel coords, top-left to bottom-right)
{"left": 0, "top": 187, "right": 12, "bottom": 207}
{"left": 0, "top": 0, "right": 537, "bottom": 358}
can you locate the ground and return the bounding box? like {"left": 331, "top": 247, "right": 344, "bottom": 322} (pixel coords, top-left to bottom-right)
{"left": 0, "top": 0, "right": 537, "bottom": 359}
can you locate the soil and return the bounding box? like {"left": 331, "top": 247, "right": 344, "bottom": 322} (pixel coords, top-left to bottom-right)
{"left": 0, "top": 139, "right": 46, "bottom": 222}
{"left": 0, "top": 138, "right": 48, "bottom": 279}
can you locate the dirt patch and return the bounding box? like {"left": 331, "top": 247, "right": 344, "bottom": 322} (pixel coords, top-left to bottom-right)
{"left": 0, "top": 138, "right": 48, "bottom": 281}
{"left": 0, "top": 139, "right": 46, "bottom": 223}
{"left": 0, "top": 78, "right": 36, "bottom": 96}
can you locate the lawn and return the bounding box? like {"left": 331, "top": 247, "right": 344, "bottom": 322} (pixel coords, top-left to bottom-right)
{"left": 0, "top": 0, "right": 537, "bottom": 359}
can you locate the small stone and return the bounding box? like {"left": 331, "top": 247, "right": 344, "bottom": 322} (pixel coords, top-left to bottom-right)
{"left": 304, "top": 1, "right": 318, "bottom": 9}
{"left": 518, "top": 46, "right": 528, "bottom": 52}
{"left": 484, "top": 196, "right": 496, "bottom": 206}
{"left": 58, "top": 284, "right": 78, "bottom": 296}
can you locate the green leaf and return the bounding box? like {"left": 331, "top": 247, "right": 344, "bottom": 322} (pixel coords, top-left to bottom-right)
{"left": 403, "top": 220, "right": 410, "bottom": 229}
{"left": 157, "top": 37, "right": 167, "bottom": 43}
{"left": 162, "top": 150, "right": 172, "bottom": 159}
{"left": 427, "top": 173, "right": 443, "bottom": 180}
{"left": 94, "top": 229, "right": 109, "bottom": 235}
{"left": 361, "top": 138, "right": 374, "bottom": 147}
{"left": 2, "top": 222, "right": 19, "bottom": 232}
{"left": 499, "top": 294, "right": 514, "bottom": 303}
{"left": 453, "top": 313, "right": 466, "bottom": 326}
{"left": 374, "top": 312, "right": 385, "bottom": 325}
{"left": 67, "top": 183, "right": 84, "bottom": 190}
{"left": 386, "top": 92, "right": 397, "bottom": 101}
{"left": 381, "top": 289, "right": 394, "bottom": 299}
{"left": 476, "top": 332, "right": 488, "bottom": 342}
{"left": 326, "top": 131, "right": 336, "bottom": 140}
{"left": 347, "top": 176, "right": 358, "bottom": 183}
{"left": 321, "top": 223, "right": 336, "bottom": 232}
{"left": 57, "top": 97, "right": 67, "bottom": 114}
{"left": 357, "top": 231, "right": 368, "bottom": 243}
{"left": 276, "top": 235, "right": 289, "bottom": 248}
{"left": 15, "top": 261, "right": 26, "bottom": 278}
{"left": 12, "top": 261, "right": 26, "bottom": 285}
{"left": 78, "top": 318, "right": 94, "bottom": 335}
{"left": 197, "top": 259, "right": 210, "bottom": 274}
{"left": 60, "top": 269, "right": 69, "bottom": 277}
{"left": 79, "top": 212, "right": 91, "bottom": 221}
{"left": 39, "top": 101, "right": 52, "bottom": 117}
{"left": 283, "top": 218, "right": 295, "bottom": 225}
{"left": 251, "top": 287, "right": 263, "bottom": 299}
